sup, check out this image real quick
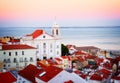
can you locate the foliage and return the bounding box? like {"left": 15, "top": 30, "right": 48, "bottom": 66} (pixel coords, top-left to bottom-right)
{"left": 61, "top": 44, "right": 69, "bottom": 56}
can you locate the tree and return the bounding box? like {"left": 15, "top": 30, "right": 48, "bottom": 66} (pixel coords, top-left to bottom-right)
{"left": 61, "top": 44, "right": 69, "bottom": 56}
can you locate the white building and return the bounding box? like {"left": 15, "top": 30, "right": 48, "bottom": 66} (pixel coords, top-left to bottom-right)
{"left": 0, "top": 44, "right": 36, "bottom": 70}
{"left": 21, "top": 24, "right": 61, "bottom": 60}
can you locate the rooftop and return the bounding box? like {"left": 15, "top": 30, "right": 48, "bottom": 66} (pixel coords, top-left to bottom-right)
{"left": 2, "top": 44, "right": 36, "bottom": 50}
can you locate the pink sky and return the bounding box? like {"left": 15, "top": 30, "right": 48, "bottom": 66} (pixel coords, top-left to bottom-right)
{"left": 0, "top": 0, "right": 120, "bottom": 27}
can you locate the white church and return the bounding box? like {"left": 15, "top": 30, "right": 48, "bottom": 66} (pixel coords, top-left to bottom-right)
{"left": 21, "top": 24, "right": 61, "bottom": 60}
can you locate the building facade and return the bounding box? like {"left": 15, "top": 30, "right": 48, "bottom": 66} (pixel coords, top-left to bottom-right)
{"left": 0, "top": 44, "right": 36, "bottom": 70}
{"left": 21, "top": 24, "right": 61, "bottom": 60}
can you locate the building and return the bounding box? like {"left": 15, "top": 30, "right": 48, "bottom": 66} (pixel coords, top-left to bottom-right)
{"left": 21, "top": 24, "right": 61, "bottom": 60}
{"left": 18, "top": 64, "right": 41, "bottom": 83}
{"left": 35, "top": 65, "right": 87, "bottom": 83}
{"left": 0, "top": 72, "right": 17, "bottom": 83}
{"left": 0, "top": 44, "right": 36, "bottom": 70}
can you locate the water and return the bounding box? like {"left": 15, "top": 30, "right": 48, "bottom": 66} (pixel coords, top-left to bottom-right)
{"left": 0, "top": 27, "right": 120, "bottom": 50}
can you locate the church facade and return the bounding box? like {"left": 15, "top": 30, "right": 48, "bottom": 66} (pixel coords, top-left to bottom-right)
{"left": 21, "top": 24, "right": 61, "bottom": 60}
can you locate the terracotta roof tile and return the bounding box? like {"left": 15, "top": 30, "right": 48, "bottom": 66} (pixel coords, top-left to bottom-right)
{"left": 35, "top": 66, "right": 63, "bottom": 82}
{"left": 64, "top": 80, "right": 73, "bottom": 83}
{"left": 2, "top": 44, "right": 36, "bottom": 50}
{"left": 0, "top": 72, "right": 17, "bottom": 83}
{"left": 19, "top": 64, "right": 43, "bottom": 83}
{"left": 90, "top": 74, "right": 103, "bottom": 81}
{"left": 55, "top": 58, "right": 62, "bottom": 61}
{"left": 112, "top": 76, "right": 120, "bottom": 80}
{"left": 27, "top": 30, "right": 43, "bottom": 39}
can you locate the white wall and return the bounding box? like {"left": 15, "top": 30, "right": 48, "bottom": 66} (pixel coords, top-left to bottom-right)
{"left": 0, "top": 49, "right": 36, "bottom": 70}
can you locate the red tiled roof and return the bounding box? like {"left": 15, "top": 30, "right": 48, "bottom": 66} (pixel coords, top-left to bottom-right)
{"left": 77, "top": 56, "right": 84, "bottom": 62}
{"left": 112, "top": 76, "right": 120, "bottom": 80}
{"left": 61, "top": 56, "right": 68, "bottom": 59}
{"left": 19, "top": 64, "right": 43, "bottom": 83}
{"left": 90, "top": 74, "right": 103, "bottom": 81}
{"left": 79, "top": 74, "right": 87, "bottom": 79}
{"left": 75, "top": 51, "right": 86, "bottom": 55}
{"left": 97, "top": 68, "right": 111, "bottom": 75}
{"left": 36, "top": 66, "right": 63, "bottom": 82}
{"left": 27, "top": 30, "right": 43, "bottom": 39}
{"left": 47, "top": 59, "right": 58, "bottom": 66}
{"left": 64, "top": 80, "right": 73, "bottom": 83}
{"left": 9, "top": 39, "right": 20, "bottom": 43}
{"left": 0, "top": 72, "right": 17, "bottom": 83}
{"left": 37, "top": 62, "right": 47, "bottom": 69}
{"left": 55, "top": 58, "right": 62, "bottom": 61}
{"left": 75, "top": 46, "right": 99, "bottom": 51}
{"left": 86, "top": 55, "right": 97, "bottom": 59}
{"left": 103, "top": 62, "right": 112, "bottom": 69}
{"left": 2, "top": 44, "right": 36, "bottom": 50}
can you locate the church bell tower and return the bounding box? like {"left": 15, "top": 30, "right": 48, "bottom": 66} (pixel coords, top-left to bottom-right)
{"left": 52, "top": 23, "right": 61, "bottom": 39}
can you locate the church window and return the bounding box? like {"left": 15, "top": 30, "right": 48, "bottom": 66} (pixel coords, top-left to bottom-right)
{"left": 57, "top": 45, "right": 59, "bottom": 48}
{"left": 43, "top": 35, "right": 46, "bottom": 38}
{"left": 36, "top": 45, "right": 39, "bottom": 49}
{"left": 43, "top": 43, "right": 46, "bottom": 48}
{"left": 56, "top": 29, "right": 58, "bottom": 35}
{"left": 50, "top": 50, "right": 52, "bottom": 52}
{"left": 57, "top": 51, "right": 59, "bottom": 55}
{"left": 50, "top": 44, "right": 52, "bottom": 48}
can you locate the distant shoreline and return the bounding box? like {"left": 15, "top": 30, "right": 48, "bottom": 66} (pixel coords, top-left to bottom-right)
{"left": 0, "top": 26, "right": 120, "bottom": 28}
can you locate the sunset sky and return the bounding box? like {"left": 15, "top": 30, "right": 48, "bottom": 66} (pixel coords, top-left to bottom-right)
{"left": 0, "top": 0, "right": 120, "bottom": 27}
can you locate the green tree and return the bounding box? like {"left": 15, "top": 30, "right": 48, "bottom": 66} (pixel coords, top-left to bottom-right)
{"left": 61, "top": 44, "right": 69, "bottom": 56}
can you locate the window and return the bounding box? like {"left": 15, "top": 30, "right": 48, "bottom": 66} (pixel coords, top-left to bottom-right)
{"left": 30, "top": 57, "right": 33, "bottom": 62}
{"left": 56, "top": 29, "right": 58, "bottom": 35}
{"left": 43, "top": 35, "right": 45, "bottom": 38}
{"left": 50, "top": 50, "right": 52, "bottom": 52}
{"left": 3, "top": 64, "right": 6, "bottom": 68}
{"left": 43, "top": 50, "right": 46, "bottom": 54}
{"left": 8, "top": 64, "right": 10, "bottom": 67}
{"left": 3, "top": 59, "right": 7, "bottom": 63}
{"left": 57, "top": 51, "right": 59, "bottom": 55}
{"left": 16, "top": 63, "right": 19, "bottom": 68}
{"left": 25, "top": 63, "right": 27, "bottom": 67}
{"left": 43, "top": 57, "right": 47, "bottom": 60}
{"left": 50, "top": 44, "right": 52, "bottom": 48}
{"left": 15, "top": 52, "right": 18, "bottom": 56}
{"left": 9, "top": 52, "right": 11, "bottom": 56}
{"left": 36, "top": 45, "right": 39, "bottom": 49}
{"left": 7, "top": 59, "right": 11, "bottom": 63}
{"left": 43, "top": 43, "right": 46, "bottom": 48}
{"left": 24, "top": 58, "right": 28, "bottom": 62}
{"left": 3, "top": 52, "right": 6, "bottom": 55}
{"left": 20, "top": 58, "right": 23, "bottom": 62}
{"left": 57, "top": 45, "right": 59, "bottom": 48}
{"left": 13, "top": 58, "right": 17, "bottom": 63}
{"left": 22, "top": 51, "right": 24, "bottom": 55}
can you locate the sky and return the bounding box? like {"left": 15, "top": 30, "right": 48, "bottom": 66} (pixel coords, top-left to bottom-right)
{"left": 0, "top": 0, "right": 120, "bottom": 27}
